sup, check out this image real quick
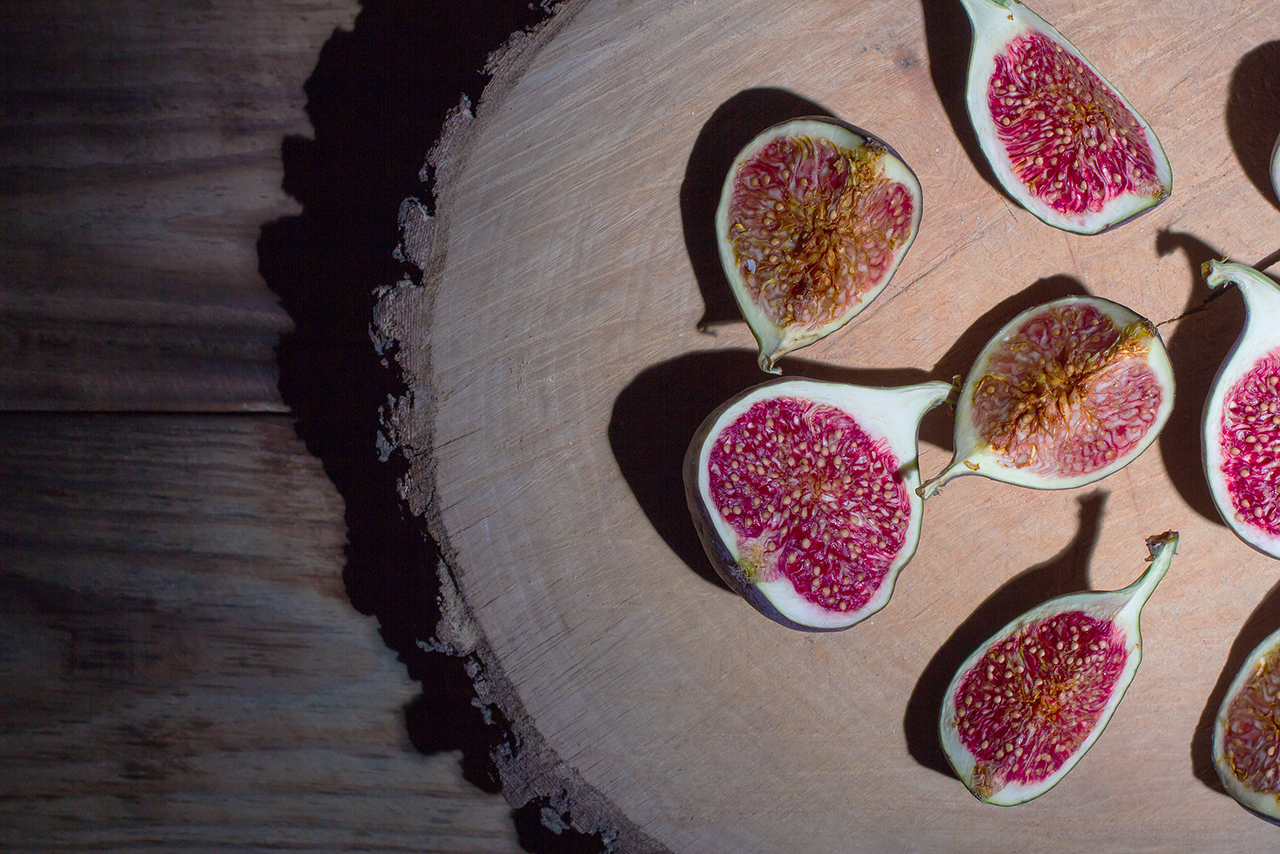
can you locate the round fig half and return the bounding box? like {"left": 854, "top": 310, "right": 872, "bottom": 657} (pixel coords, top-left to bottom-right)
{"left": 918, "top": 296, "right": 1174, "bottom": 498}
{"left": 684, "top": 377, "right": 950, "bottom": 631}
{"left": 716, "top": 118, "right": 923, "bottom": 374}
{"left": 959, "top": 0, "right": 1172, "bottom": 234}
{"left": 1201, "top": 261, "right": 1280, "bottom": 558}
{"left": 940, "top": 531, "right": 1179, "bottom": 805}
{"left": 1214, "top": 625, "right": 1280, "bottom": 822}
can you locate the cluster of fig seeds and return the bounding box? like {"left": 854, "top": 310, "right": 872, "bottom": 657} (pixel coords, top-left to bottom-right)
{"left": 699, "top": 0, "right": 1280, "bottom": 816}
{"left": 706, "top": 396, "right": 909, "bottom": 614}
{"left": 952, "top": 612, "right": 1127, "bottom": 793}
{"left": 726, "top": 133, "right": 916, "bottom": 329}
{"left": 1218, "top": 353, "right": 1280, "bottom": 536}
{"left": 988, "top": 31, "right": 1164, "bottom": 216}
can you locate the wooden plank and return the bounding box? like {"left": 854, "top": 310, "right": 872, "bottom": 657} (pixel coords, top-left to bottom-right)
{"left": 381, "top": 0, "right": 1280, "bottom": 850}
{"left": 0, "top": 0, "right": 359, "bottom": 411}
{"left": 0, "top": 414, "right": 525, "bottom": 852}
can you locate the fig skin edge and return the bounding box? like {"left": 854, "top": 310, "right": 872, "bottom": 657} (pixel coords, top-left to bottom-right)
{"left": 918, "top": 296, "right": 1175, "bottom": 499}
{"left": 958, "top": 0, "right": 1172, "bottom": 234}
{"left": 1201, "top": 260, "right": 1280, "bottom": 559}
{"left": 1214, "top": 625, "right": 1280, "bottom": 822}
{"left": 683, "top": 378, "right": 951, "bottom": 632}
{"left": 715, "top": 117, "right": 924, "bottom": 374}
{"left": 940, "top": 531, "right": 1179, "bottom": 805}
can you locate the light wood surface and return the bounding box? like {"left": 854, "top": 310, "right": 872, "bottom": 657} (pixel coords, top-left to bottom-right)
{"left": 1, "top": 1, "right": 577, "bottom": 851}
{"left": 382, "top": 0, "right": 1280, "bottom": 850}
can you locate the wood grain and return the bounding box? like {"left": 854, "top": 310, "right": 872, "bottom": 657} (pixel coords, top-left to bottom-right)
{"left": 383, "top": 0, "right": 1280, "bottom": 850}
{"left": 1, "top": 0, "right": 565, "bottom": 850}
{"left": 0, "top": 415, "right": 525, "bottom": 853}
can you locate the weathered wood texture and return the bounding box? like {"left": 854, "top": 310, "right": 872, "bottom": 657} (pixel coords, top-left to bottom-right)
{"left": 1, "top": 0, "right": 566, "bottom": 850}
{"left": 382, "top": 0, "right": 1280, "bottom": 851}
{"left": 0, "top": 415, "right": 525, "bottom": 853}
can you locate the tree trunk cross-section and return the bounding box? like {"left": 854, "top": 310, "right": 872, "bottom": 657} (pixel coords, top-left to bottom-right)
{"left": 380, "top": 1, "right": 1280, "bottom": 850}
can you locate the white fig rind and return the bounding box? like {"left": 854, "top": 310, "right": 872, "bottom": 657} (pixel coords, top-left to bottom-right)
{"left": 959, "top": 0, "right": 1172, "bottom": 234}
{"left": 684, "top": 377, "right": 950, "bottom": 631}
{"left": 920, "top": 296, "right": 1174, "bottom": 498}
{"left": 1201, "top": 260, "right": 1280, "bottom": 558}
{"left": 716, "top": 118, "right": 923, "bottom": 374}
{"left": 940, "top": 531, "right": 1178, "bottom": 805}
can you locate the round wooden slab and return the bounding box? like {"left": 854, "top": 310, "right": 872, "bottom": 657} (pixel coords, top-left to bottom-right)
{"left": 380, "top": 1, "right": 1280, "bottom": 850}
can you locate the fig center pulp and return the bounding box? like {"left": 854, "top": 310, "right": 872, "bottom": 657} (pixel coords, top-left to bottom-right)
{"left": 707, "top": 397, "right": 908, "bottom": 613}
{"left": 1218, "top": 348, "right": 1280, "bottom": 537}
{"left": 953, "top": 611, "right": 1127, "bottom": 796}
{"left": 990, "top": 31, "right": 1163, "bottom": 215}
{"left": 1221, "top": 646, "right": 1280, "bottom": 796}
{"left": 972, "top": 304, "right": 1163, "bottom": 475}
{"left": 725, "top": 135, "right": 915, "bottom": 331}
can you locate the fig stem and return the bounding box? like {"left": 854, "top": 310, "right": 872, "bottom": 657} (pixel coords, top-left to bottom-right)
{"left": 1116, "top": 530, "right": 1178, "bottom": 624}
{"left": 1203, "top": 260, "right": 1280, "bottom": 312}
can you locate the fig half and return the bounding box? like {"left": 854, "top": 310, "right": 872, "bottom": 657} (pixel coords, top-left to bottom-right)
{"left": 1202, "top": 261, "right": 1280, "bottom": 558}
{"left": 1214, "top": 625, "right": 1280, "bottom": 822}
{"left": 918, "top": 296, "right": 1174, "bottom": 498}
{"left": 1272, "top": 131, "right": 1280, "bottom": 204}
{"left": 940, "top": 531, "right": 1179, "bottom": 805}
{"left": 959, "top": 0, "right": 1172, "bottom": 234}
{"left": 684, "top": 377, "right": 950, "bottom": 631}
{"left": 717, "top": 118, "right": 923, "bottom": 374}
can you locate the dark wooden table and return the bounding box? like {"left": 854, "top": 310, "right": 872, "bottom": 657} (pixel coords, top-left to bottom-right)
{"left": 1, "top": 1, "right": 592, "bottom": 850}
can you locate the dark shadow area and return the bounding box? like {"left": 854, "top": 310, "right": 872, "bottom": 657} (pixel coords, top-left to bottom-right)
{"left": 1226, "top": 41, "right": 1280, "bottom": 209}
{"left": 919, "top": 0, "right": 1002, "bottom": 198}
{"left": 256, "top": 1, "right": 607, "bottom": 850}
{"left": 679, "top": 88, "right": 833, "bottom": 332}
{"left": 903, "top": 492, "right": 1107, "bottom": 776}
{"left": 1154, "top": 229, "right": 1244, "bottom": 524}
{"left": 1190, "top": 579, "right": 1280, "bottom": 794}
{"left": 609, "top": 349, "right": 945, "bottom": 586}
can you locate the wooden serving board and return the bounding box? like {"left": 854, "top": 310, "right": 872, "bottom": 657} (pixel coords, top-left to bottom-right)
{"left": 380, "top": 0, "right": 1280, "bottom": 850}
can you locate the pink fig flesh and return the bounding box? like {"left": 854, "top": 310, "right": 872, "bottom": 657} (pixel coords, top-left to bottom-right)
{"left": 717, "top": 118, "right": 923, "bottom": 373}
{"left": 920, "top": 297, "right": 1174, "bottom": 497}
{"left": 969, "top": 301, "right": 1166, "bottom": 478}
{"left": 1215, "top": 349, "right": 1280, "bottom": 537}
{"left": 685, "top": 378, "right": 948, "bottom": 631}
{"left": 706, "top": 396, "right": 909, "bottom": 616}
{"left": 960, "top": 0, "right": 1171, "bottom": 233}
{"left": 988, "top": 31, "right": 1166, "bottom": 221}
{"left": 940, "top": 531, "right": 1177, "bottom": 805}
{"left": 953, "top": 610, "right": 1128, "bottom": 796}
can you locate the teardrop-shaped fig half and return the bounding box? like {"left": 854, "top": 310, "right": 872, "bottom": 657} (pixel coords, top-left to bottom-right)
{"left": 919, "top": 296, "right": 1174, "bottom": 498}
{"left": 1214, "top": 624, "right": 1280, "bottom": 822}
{"left": 941, "top": 531, "right": 1179, "bottom": 805}
{"left": 1201, "top": 261, "right": 1280, "bottom": 558}
{"left": 684, "top": 377, "right": 950, "bottom": 631}
{"left": 716, "top": 117, "right": 923, "bottom": 374}
{"left": 959, "top": 0, "right": 1172, "bottom": 234}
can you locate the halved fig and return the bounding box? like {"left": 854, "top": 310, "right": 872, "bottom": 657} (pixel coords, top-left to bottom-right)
{"left": 684, "top": 377, "right": 950, "bottom": 631}
{"left": 1272, "top": 131, "right": 1280, "bottom": 203}
{"left": 940, "top": 530, "right": 1179, "bottom": 805}
{"left": 918, "top": 296, "right": 1174, "bottom": 498}
{"left": 1201, "top": 260, "right": 1280, "bottom": 558}
{"left": 1214, "top": 625, "right": 1280, "bottom": 821}
{"left": 716, "top": 117, "right": 923, "bottom": 374}
{"left": 959, "top": 0, "right": 1172, "bottom": 234}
